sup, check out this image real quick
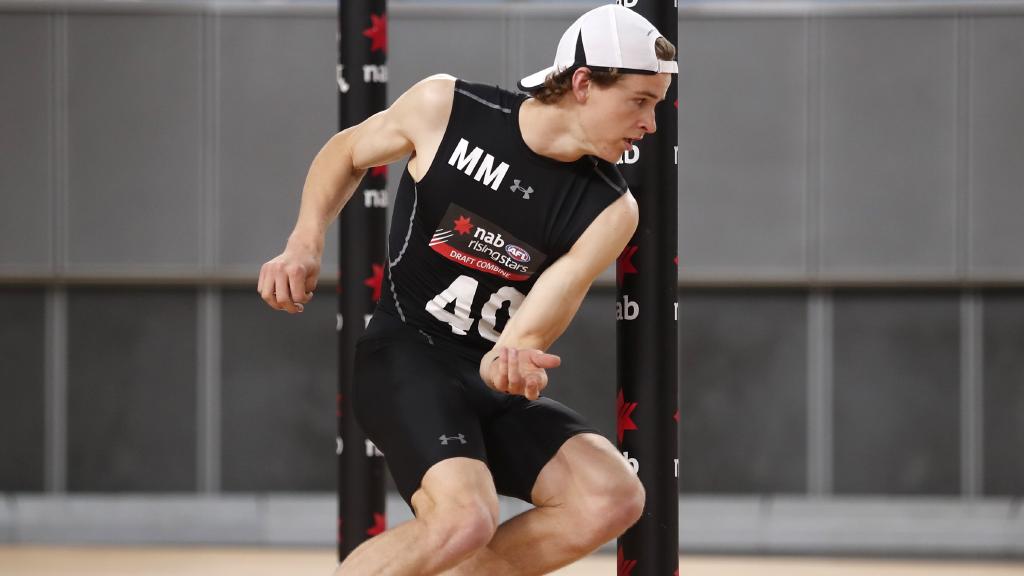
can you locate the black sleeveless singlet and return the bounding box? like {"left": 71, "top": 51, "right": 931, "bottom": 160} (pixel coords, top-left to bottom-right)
{"left": 370, "top": 79, "right": 627, "bottom": 360}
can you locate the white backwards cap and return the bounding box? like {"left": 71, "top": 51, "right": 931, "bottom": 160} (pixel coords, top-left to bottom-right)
{"left": 518, "top": 4, "right": 678, "bottom": 92}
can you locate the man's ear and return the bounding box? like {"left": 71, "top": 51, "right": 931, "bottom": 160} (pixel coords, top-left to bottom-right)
{"left": 571, "top": 67, "right": 593, "bottom": 103}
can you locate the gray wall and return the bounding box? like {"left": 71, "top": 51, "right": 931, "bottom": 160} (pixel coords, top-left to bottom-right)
{"left": 1, "top": 0, "right": 1023, "bottom": 553}
{"left": 4, "top": 2, "right": 1024, "bottom": 282}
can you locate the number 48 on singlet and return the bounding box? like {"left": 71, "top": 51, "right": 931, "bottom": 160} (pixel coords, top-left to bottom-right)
{"left": 425, "top": 274, "right": 525, "bottom": 342}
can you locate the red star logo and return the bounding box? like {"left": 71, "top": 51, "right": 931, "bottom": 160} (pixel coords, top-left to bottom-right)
{"left": 363, "top": 263, "right": 384, "bottom": 302}
{"left": 617, "top": 245, "right": 639, "bottom": 287}
{"left": 673, "top": 408, "right": 680, "bottom": 423}
{"left": 617, "top": 389, "right": 639, "bottom": 444}
{"left": 366, "top": 512, "right": 386, "bottom": 536}
{"left": 363, "top": 14, "right": 387, "bottom": 54}
{"left": 674, "top": 99, "right": 678, "bottom": 109}
{"left": 370, "top": 165, "right": 387, "bottom": 178}
{"left": 453, "top": 215, "right": 473, "bottom": 235}
{"left": 617, "top": 545, "right": 637, "bottom": 576}
{"left": 674, "top": 255, "right": 679, "bottom": 266}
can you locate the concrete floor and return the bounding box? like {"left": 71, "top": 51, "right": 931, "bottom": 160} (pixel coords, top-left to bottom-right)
{"left": 1, "top": 547, "right": 1022, "bottom": 576}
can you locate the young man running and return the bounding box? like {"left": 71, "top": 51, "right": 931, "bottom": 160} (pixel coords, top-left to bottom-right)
{"left": 258, "top": 5, "right": 676, "bottom": 575}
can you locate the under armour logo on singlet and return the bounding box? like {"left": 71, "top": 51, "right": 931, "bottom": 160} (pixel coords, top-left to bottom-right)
{"left": 510, "top": 179, "right": 534, "bottom": 199}
{"left": 439, "top": 433, "right": 467, "bottom": 446}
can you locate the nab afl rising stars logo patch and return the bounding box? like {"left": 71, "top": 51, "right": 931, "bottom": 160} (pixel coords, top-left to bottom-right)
{"left": 429, "top": 204, "right": 547, "bottom": 282}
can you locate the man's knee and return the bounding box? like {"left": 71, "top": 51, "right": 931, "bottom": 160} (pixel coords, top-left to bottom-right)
{"left": 594, "top": 473, "right": 645, "bottom": 532}
{"left": 422, "top": 499, "right": 499, "bottom": 560}
{"left": 566, "top": 472, "right": 646, "bottom": 551}
{"left": 412, "top": 458, "right": 501, "bottom": 561}
{"left": 534, "top": 435, "right": 646, "bottom": 548}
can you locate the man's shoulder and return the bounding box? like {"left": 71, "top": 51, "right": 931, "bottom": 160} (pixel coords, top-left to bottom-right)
{"left": 450, "top": 78, "right": 523, "bottom": 112}
{"left": 387, "top": 75, "right": 456, "bottom": 137}
{"left": 401, "top": 75, "right": 520, "bottom": 116}
{"left": 405, "top": 74, "right": 457, "bottom": 108}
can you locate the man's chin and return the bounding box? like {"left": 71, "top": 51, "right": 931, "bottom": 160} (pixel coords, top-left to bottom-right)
{"left": 599, "top": 149, "right": 621, "bottom": 164}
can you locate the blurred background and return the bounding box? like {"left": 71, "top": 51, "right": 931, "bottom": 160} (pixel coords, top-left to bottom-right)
{"left": 1, "top": 0, "right": 1022, "bottom": 572}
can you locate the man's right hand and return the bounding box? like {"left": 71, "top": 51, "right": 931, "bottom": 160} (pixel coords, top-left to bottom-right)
{"left": 258, "top": 245, "right": 321, "bottom": 314}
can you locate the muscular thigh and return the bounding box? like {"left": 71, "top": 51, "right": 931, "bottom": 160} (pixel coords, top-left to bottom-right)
{"left": 353, "top": 337, "right": 490, "bottom": 509}
{"left": 412, "top": 457, "right": 499, "bottom": 520}
{"left": 530, "top": 432, "right": 636, "bottom": 508}
{"left": 479, "top": 395, "right": 603, "bottom": 503}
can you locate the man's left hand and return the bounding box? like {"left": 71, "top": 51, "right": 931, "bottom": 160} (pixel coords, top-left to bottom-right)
{"left": 480, "top": 347, "right": 561, "bottom": 401}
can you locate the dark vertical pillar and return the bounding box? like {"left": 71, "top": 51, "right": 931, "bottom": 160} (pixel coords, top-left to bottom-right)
{"left": 337, "top": 0, "right": 389, "bottom": 561}
{"left": 615, "top": 1, "right": 679, "bottom": 574}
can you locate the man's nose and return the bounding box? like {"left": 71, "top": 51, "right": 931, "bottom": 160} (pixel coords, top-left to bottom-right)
{"left": 641, "top": 109, "right": 657, "bottom": 134}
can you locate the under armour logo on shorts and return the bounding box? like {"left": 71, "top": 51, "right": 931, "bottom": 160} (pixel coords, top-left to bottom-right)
{"left": 439, "top": 433, "right": 467, "bottom": 446}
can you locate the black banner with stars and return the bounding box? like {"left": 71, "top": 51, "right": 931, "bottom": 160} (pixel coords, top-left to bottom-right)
{"left": 615, "top": 1, "right": 679, "bottom": 575}
{"left": 337, "top": 0, "right": 389, "bottom": 561}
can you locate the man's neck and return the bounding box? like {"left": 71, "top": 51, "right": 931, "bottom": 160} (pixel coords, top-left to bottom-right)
{"left": 518, "top": 98, "right": 592, "bottom": 163}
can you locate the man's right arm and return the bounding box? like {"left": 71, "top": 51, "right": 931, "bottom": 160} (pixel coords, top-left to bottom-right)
{"left": 258, "top": 74, "right": 455, "bottom": 313}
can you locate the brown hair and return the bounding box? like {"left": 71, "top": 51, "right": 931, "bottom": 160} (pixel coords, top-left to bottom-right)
{"left": 532, "top": 37, "right": 676, "bottom": 104}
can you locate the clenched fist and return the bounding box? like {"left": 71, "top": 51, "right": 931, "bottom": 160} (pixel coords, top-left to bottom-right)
{"left": 480, "top": 347, "right": 562, "bottom": 401}
{"left": 258, "top": 247, "right": 321, "bottom": 314}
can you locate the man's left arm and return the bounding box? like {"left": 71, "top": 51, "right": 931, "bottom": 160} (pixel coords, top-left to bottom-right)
{"left": 480, "top": 191, "right": 639, "bottom": 399}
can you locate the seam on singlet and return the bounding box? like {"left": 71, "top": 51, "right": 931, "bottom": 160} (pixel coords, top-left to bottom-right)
{"left": 389, "top": 183, "right": 418, "bottom": 268}
{"left": 455, "top": 88, "right": 511, "bottom": 114}
{"left": 417, "top": 329, "right": 435, "bottom": 346}
{"left": 388, "top": 274, "right": 407, "bottom": 323}
{"left": 590, "top": 159, "right": 626, "bottom": 195}
{"left": 386, "top": 184, "right": 417, "bottom": 323}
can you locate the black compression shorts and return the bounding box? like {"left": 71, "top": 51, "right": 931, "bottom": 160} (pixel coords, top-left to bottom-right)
{"left": 352, "top": 311, "right": 601, "bottom": 511}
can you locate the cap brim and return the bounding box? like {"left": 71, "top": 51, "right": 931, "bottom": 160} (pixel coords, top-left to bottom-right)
{"left": 517, "top": 65, "right": 557, "bottom": 92}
